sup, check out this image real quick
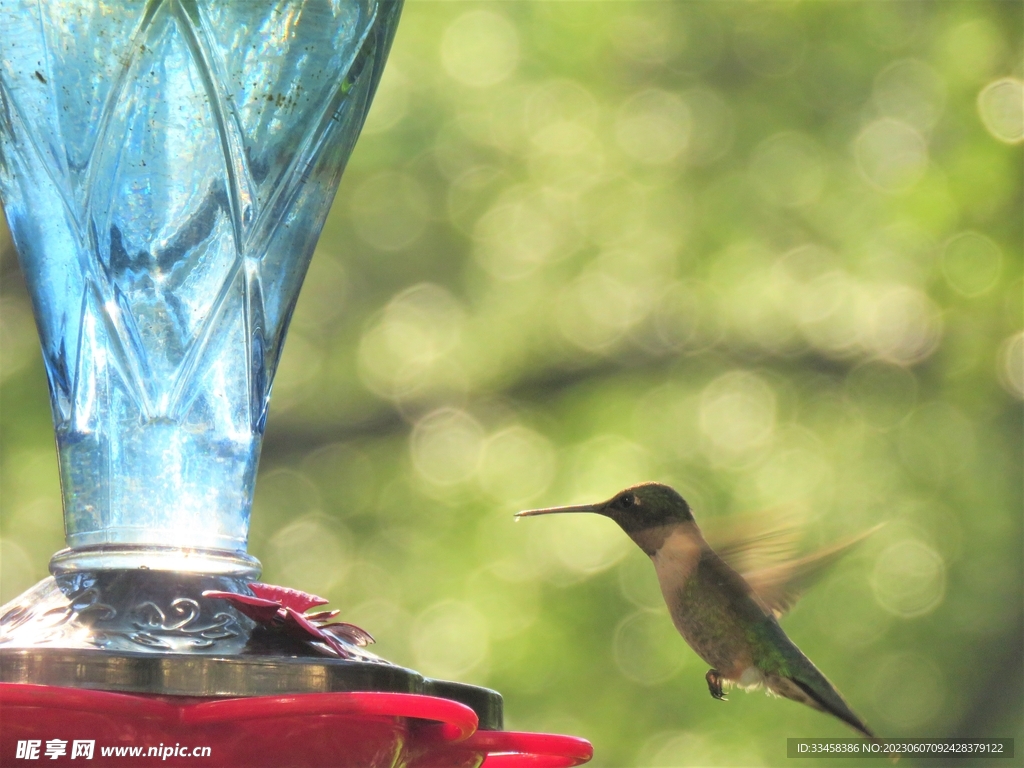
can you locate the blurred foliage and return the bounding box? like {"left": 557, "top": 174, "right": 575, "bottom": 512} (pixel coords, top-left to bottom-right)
{"left": 2, "top": 1, "right": 1023, "bottom": 766}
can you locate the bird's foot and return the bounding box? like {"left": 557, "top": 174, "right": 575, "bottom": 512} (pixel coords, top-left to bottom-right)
{"left": 706, "top": 668, "right": 727, "bottom": 700}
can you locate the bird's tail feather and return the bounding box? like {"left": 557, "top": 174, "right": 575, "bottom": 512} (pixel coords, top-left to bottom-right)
{"left": 769, "top": 673, "right": 875, "bottom": 739}
{"left": 789, "top": 677, "right": 875, "bottom": 739}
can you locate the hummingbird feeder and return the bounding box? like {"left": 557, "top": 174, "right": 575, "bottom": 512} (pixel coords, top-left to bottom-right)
{"left": 0, "top": 1, "right": 593, "bottom": 765}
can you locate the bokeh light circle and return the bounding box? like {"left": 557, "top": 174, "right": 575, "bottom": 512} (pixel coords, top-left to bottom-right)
{"left": 543, "top": 513, "right": 632, "bottom": 578}
{"left": 472, "top": 187, "right": 579, "bottom": 281}
{"left": 866, "top": 285, "right": 942, "bottom": 364}
{"left": 873, "top": 59, "right": 947, "bottom": 132}
{"left": 358, "top": 284, "right": 466, "bottom": 400}
{"left": 410, "top": 407, "right": 484, "bottom": 486}
{"left": 441, "top": 10, "right": 519, "bottom": 88}
{"left": 615, "top": 89, "right": 692, "bottom": 166}
{"left": 997, "top": 332, "right": 1024, "bottom": 400}
{"left": 871, "top": 539, "right": 946, "bottom": 618}
{"left": 977, "top": 77, "right": 1024, "bottom": 144}
{"left": 478, "top": 425, "right": 557, "bottom": 504}
{"left": 613, "top": 610, "right": 686, "bottom": 685}
{"left": 412, "top": 600, "right": 490, "bottom": 679}
{"left": 267, "top": 515, "right": 351, "bottom": 597}
{"left": 870, "top": 652, "right": 946, "bottom": 729}
{"left": 855, "top": 118, "right": 928, "bottom": 192}
{"left": 942, "top": 231, "right": 1003, "bottom": 298}
{"left": 699, "top": 371, "right": 777, "bottom": 457}
{"left": 680, "top": 88, "right": 734, "bottom": 165}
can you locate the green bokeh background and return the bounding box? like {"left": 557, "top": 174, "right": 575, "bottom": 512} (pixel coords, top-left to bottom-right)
{"left": 1, "top": 2, "right": 1022, "bottom": 766}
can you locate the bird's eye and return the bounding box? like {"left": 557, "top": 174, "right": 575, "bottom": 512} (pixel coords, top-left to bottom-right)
{"left": 619, "top": 494, "right": 634, "bottom": 508}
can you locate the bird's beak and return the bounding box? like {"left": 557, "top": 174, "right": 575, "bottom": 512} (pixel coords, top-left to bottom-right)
{"left": 515, "top": 502, "right": 604, "bottom": 518}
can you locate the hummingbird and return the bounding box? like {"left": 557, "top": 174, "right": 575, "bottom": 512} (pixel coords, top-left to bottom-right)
{"left": 516, "top": 482, "right": 877, "bottom": 738}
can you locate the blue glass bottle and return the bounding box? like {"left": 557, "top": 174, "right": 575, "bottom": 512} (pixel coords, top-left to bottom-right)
{"left": 0, "top": 0, "right": 401, "bottom": 574}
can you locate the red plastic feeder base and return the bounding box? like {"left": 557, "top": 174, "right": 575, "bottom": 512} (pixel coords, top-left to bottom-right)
{"left": 0, "top": 683, "right": 593, "bottom": 768}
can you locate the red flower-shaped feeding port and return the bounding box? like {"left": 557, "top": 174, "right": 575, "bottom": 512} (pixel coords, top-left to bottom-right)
{"left": 203, "top": 583, "right": 375, "bottom": 659}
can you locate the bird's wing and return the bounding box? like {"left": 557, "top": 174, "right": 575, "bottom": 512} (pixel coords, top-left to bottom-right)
{"left": 741, "top": 525, "right": 884, "bottom": 617}
{"left": 703, "top": 512, "right": 803, "bottom": 576}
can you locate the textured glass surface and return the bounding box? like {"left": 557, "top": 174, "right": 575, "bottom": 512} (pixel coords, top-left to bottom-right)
{"left": 0, "top": 0, "right": 401, "bottom": 555}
